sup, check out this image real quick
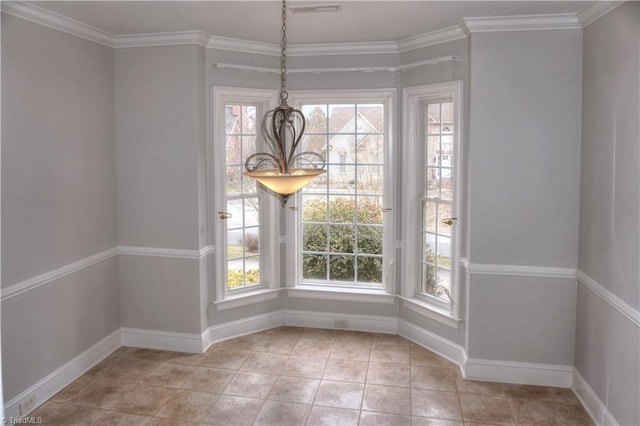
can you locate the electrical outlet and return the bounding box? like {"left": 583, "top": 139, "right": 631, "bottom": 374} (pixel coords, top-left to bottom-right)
{"left": 19, "top": 393, "right": 36, "bottom": 416}
{"left": 334, "top": 318, "right": 349, "bottom": 329}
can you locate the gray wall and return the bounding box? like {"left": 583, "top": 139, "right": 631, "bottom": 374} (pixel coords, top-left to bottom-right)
{"left": 465, "top": 29, "right": 583, "bottom": 364}
{"left": 1, "top": 15, "right": 119, "bottom": 401}
{"left": 115, "top": 45, "right": 207, "bottom": 334}
{"left": 576, "top": 3, "right": 640, "bottom": 425}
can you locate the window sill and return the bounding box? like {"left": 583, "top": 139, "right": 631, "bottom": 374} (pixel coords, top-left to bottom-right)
{"left": 214, "top": 288, "right": 282, "bottom": 311}
{"left": 398, "top": 296, "right": 463, "bottom": 329}
{"left": 287, "top": 286, "right": 395, "bottom": 304}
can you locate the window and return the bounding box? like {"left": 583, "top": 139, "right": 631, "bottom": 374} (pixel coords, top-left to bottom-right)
{"left": 213, "top": 88, "right": 279, "bottom": 304}
{"left": 287, "top": 90, "right": 395, "bottom": 292}
{"left": 402, "top": 82, "right": 463, "bottom": 322}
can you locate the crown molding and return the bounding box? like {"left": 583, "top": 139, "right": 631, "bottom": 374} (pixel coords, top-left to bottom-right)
{"left": 114, "top": 31, "right": 210, "bottom": 48}
{"left": 1, "top": 0, "right": 114, "bottom": 47}
{"left": 5, "top": 2, "right": 609, "bottom": 55}
{"left": 462, "top": 13, "right": 581, "bottom": 34}
{"left": 207, "top": 35, "right": 280, "bottom": 56}
{"left": 578, "top": 1, "right": 623, "bottom": 28}
{"left": 398, "top": 25, "right": 467, "bottom": 52}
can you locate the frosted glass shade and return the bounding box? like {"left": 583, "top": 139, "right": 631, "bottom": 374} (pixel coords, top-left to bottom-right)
{"left": 244, "top": 168, "right": 326, "bottom": 195}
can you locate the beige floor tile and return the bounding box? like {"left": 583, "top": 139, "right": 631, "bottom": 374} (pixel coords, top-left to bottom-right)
{"left": 202, "top": 349, "right": 250, "bottom": 370}
{"left": 50, "top": 376, "right": 94, "bottom": 402}
{"left": 410, "top": 345, "right": 455, "bottom": 369}
{"left": 334, "top": 330, "right": 373, "bottom": 343}
{"left": 93, "top": 411, "right": 152, "bottom": 425}
{"left": 203, "top": 394, "right": 264, "bottom": 425}
{"left": 254, "top": 335, "right": 298, "bottom": 354}
{"left": 253, "top": 400, "right": 311, "bottom": 426}
{"left": 291, "top": 338, "right": 334, "bottom": 357}
{"left": 454, "top": 377, "right": 507, "bottom": 397}
{"left": 111, "top": 384, "right": 176, "bottom": 416}
{"left": 550, "top": 387, "right": 582, "bottom": 405}
{"left": 412, "top": 389, "right": 462, "bottom": 421}
{"left": 156, "top": 389, "right": 218, "bottom": 422}
{"left": 370, "top": 343, "right": 410, "bottom": 364}
{"left": 306, "top": 406, "right": 359, "bottom": 426}
{"left": 224, "top": 371, "right": 277, "bottom": 399}
{"left": 239, "top": 352, "right": 288, "bottom": 375}
{"left": 372, "top": 333, "right": 411, "bottom": 346}
{"left": 301, "top": 328, "right": 337, "bottom": 341}
{"left": 499, "top": 383, "right": 555, "bottom": 401}
{"left": 362, "top": 384, "right": 411, "bottom": 415}
{"left": 509, "top": 398, "right": 594, "bottom": 426}
{"left": 411, "top": 417, "right": 463, "bottom": 426}
{"left": 367, "top": 362, "right": 411, "bottom": 387}
{"left": 144, "top": 362, "right": 198, "bottom": 388}
{"left": 281, "top": 356, "right": 327, "bottom": 379}
{"left": 162, "top": 351, "right": 206, "bottom": 366}
{"left": 215, "top": 334, "right": 263, "bottom": 351}
{"left": 267, "top": 376, "right": 320, "bottom": 404}
{"left": 27, "top": 327, "right": 596, "bottom": 426}
{"left": 411, "top": 365, "right": 457, "bottom": 391}
{"left": 359, "top": 411, "right": 412, "bottom": 426}
{"left": 457, "top": 393, "right": 515, "bottom": 425}
{"left": 70, "top": 379, "right": 137, "bottom": 409}
{"left": 181, "top": 366, "right": 236, "bottom": 394}
{"left": 322, "top": 358, "right": 368, "bottom": 383}
{"left": 313, "top": 380, "right": 364, "bottom": 410}
{"left": 330, "top": 341, "right": 372, "bottom": 361}
{"left": 31, "top": 401, "right": 107, "bottom": 425}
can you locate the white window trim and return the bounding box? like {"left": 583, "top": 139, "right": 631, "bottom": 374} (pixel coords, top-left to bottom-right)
{"left": 402, "top": 81, "right": 464, "bottom": 325}
{"left": 211, "top": 86, "right": 281, "bottom": 307}
{"left": 284, "top": 89, "right": 397, "bottom": 297}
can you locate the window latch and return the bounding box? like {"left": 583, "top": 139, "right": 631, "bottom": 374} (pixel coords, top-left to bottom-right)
{"left": 441, "top": 217, "right": 457, "bottom": 225}
{"left": 218, "top": 211, "right": 232, "bottom": 220}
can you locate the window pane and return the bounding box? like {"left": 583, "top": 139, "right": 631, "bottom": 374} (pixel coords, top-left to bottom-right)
{"left": 302, "top": 105, "right": 328, "bottom": 133}
{"left": 437, "top": 236, "right": 452, "bottom": 269}
{"left": 426, "top": 168, "right": 440, "bottom": 199}
{"left": 437, "top": 204, "right": 452, "bottom": 236}
{"left": 422, "top": 262, "right": 436, "bottom": 295}
{"left": 357, "top": 226, "right": 383, "bottom": 254}
{"left": 440, "top": 102, "right": 453, "bottom": 133}
{"left": 427, "top": 104, "right": 441, "bottom": 132}
{"left": 300, "top": 101, "right": 385, "bottom": 287}
{"left": 226, "top": 166, "right": 242, "bottom": 195}
{"left": 303, "top": 224, "right": 327, "bottom": 252}
{"left": 329, "top": 225, "right": 354, "bottom": 254}
{"left": 328, "top": 163, "right": 355, "bottom": 194}
{"left": 357, "top": 256, "right": 383, "bottom": 283}
{"left": 357, "top": 197, "right": 383, "bottom": 225}
{"left": 302, "top": 195, "right": 327, "bottom": 222}
{"left": 329, "top": 104, "right": 355, "bottom": 133}
{"left": 356, "top": 166, "right": 384, "bottom": 194}
{"left": 424, "top": 202, "right": 437, "bottom": 233}
{"left": 224, "top": 103, "right": 262, "bottom": 292}
{"left": 303, "top": 254, "right": 327, "bottom": 280}
{"left": 301, "top": 134, "right": 328, "bottom": 155}
{"left": 426, "top": 136, "right": 440, "bottom": 166}
{"left": 329, "top": 255, "right": 355, "bottom": 281}
{"left": 358, "top": 104, "right": 384, "bottom": 133}
{"left": 329, "top": 196, "right": 355, "bottom": 223}
{"left": 357, "top": 134, "right": 384, "bottom": 164}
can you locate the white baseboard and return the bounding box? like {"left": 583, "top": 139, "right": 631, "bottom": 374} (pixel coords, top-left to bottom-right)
{"left": 284, "top": 310, "right": 399, "bottom": 334}
{"left": 4, "top": 329, "right": 121, "bottom": 419}
{"left": 202, "top": 311, "right": 285, "bottom": 352}
{"left": 397, "top": 319, "right": 466, "bottom": 368}
{"left": 464, "top": 357, "right": 574, "bottom": 388}
{"left": 121, "top": 327, "right": 204, "bottom": 353}
{"left": 572, "top": 368, "right": 618, "bottom": 426}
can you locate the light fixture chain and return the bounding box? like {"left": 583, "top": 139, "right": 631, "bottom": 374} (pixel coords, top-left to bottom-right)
{"left": 280, "top": 0, "right": 288, "bottom": 104}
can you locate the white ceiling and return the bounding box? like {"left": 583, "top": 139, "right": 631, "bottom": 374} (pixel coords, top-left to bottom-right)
{"left": 30, "top": 1, "right": 595, "bottom": 44}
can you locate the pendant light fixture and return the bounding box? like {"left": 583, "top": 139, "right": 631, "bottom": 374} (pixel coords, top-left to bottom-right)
{"left": 243, "top": 0, "right": 326, "bottom": 205}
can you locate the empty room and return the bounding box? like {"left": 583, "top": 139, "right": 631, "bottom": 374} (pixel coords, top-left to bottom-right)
{"left": 1, "top": 1, "right": 638, "bottom": 425}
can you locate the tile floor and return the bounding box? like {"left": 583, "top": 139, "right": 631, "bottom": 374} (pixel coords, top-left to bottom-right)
{"left": 31, "top": 327, "right": 593, "bottom": 425}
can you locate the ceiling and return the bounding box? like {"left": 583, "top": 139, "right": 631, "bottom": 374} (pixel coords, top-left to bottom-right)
{"left": 30, "top": 1, "right": 595, "bottom": 45}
